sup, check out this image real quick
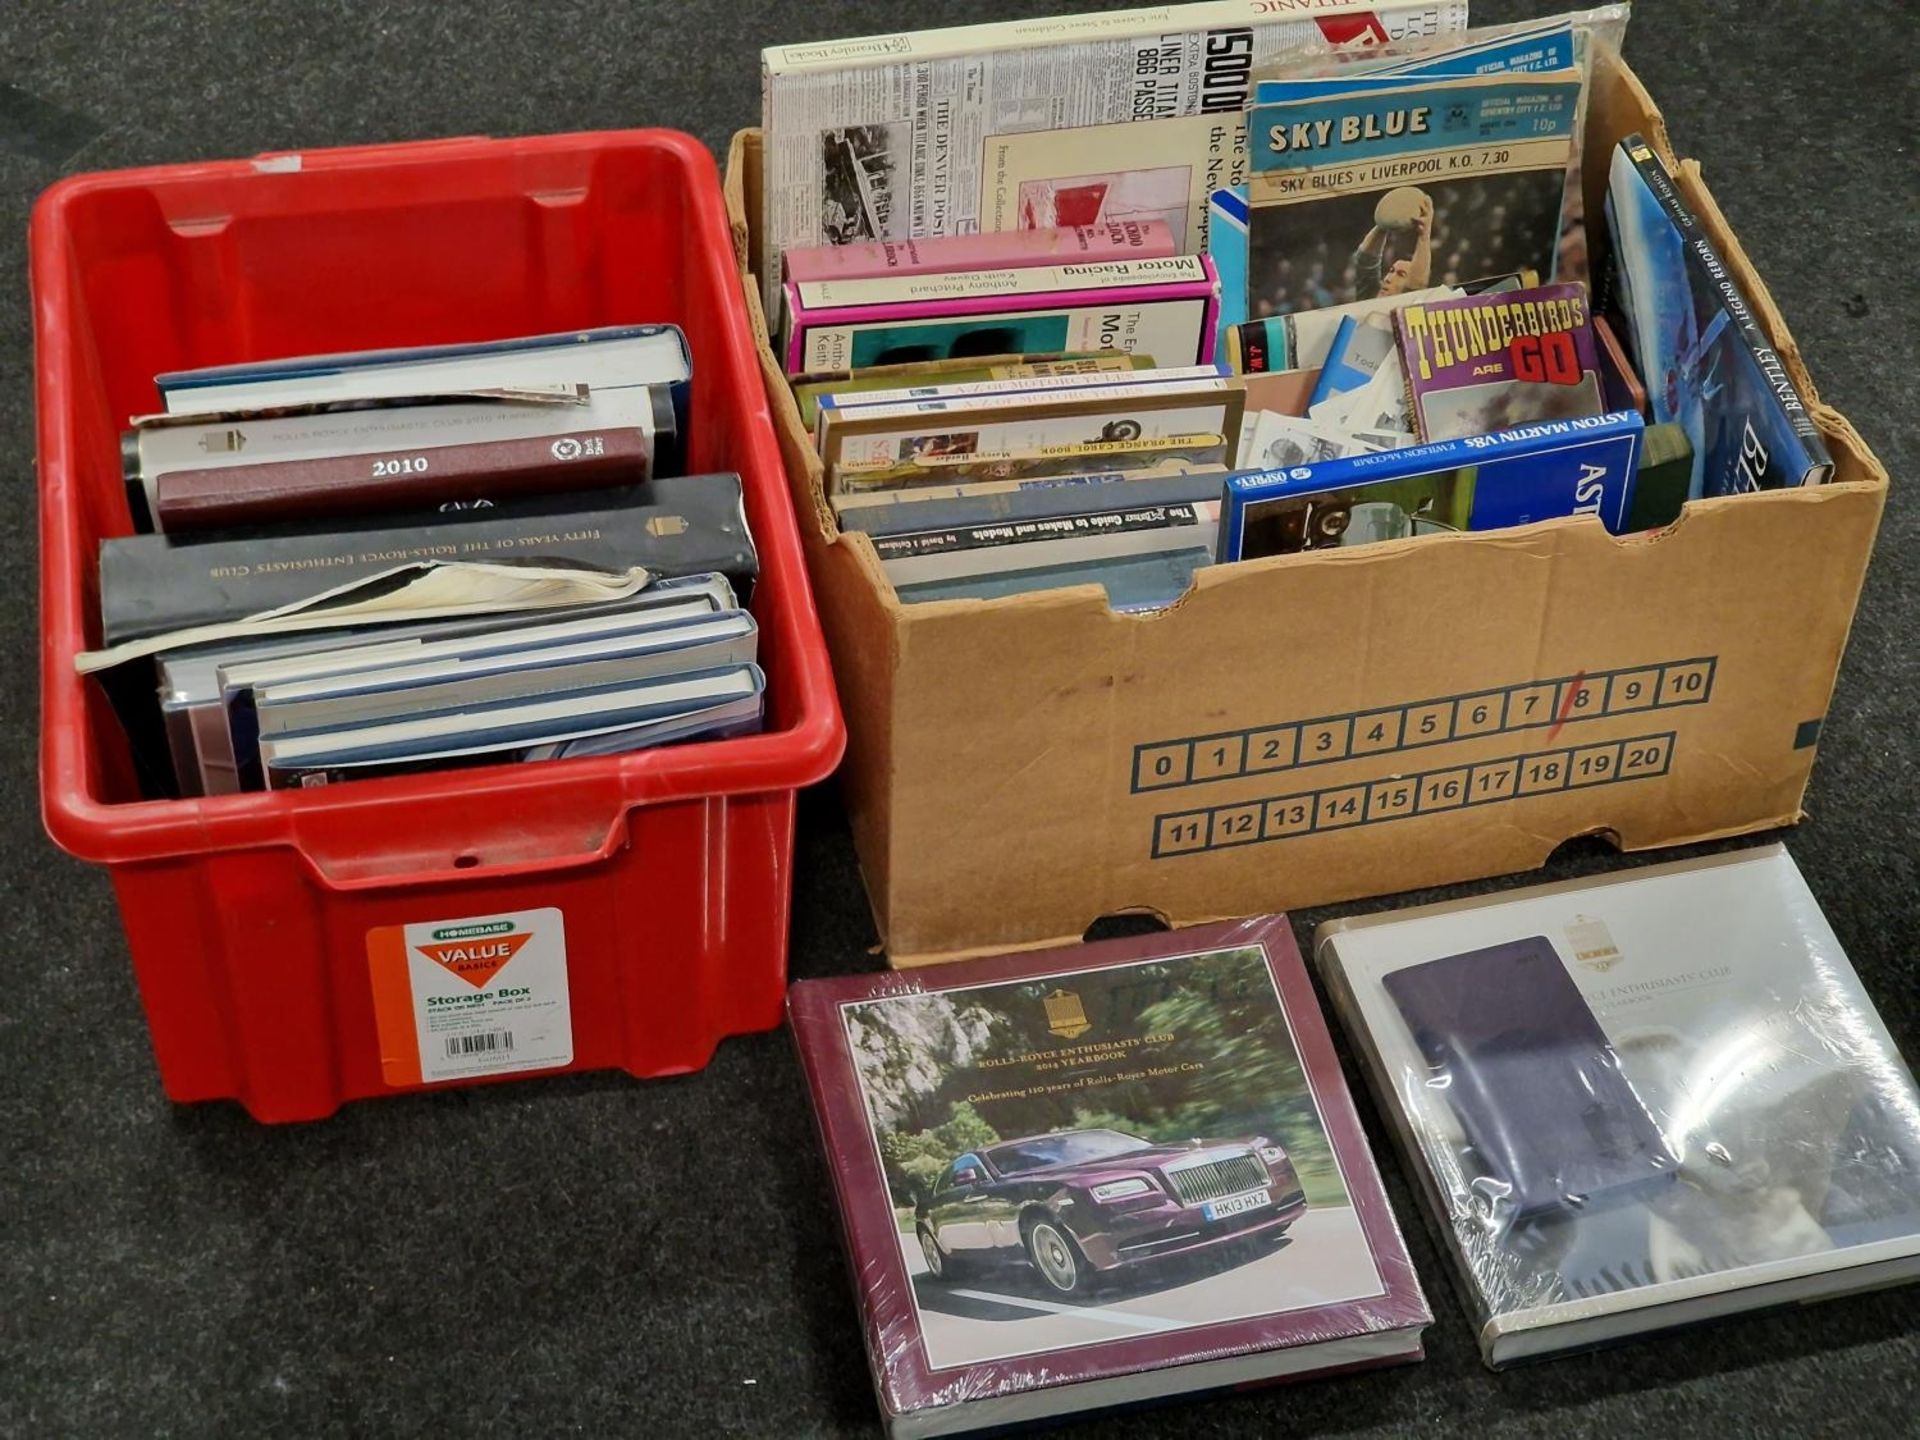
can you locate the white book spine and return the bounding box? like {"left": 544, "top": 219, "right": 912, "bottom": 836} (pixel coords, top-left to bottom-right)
{"left": 821, "top": 363, "right": 1221, "bottom": 414}
{"left": 826, "top": 376, "right": 1229, "bottom": 427}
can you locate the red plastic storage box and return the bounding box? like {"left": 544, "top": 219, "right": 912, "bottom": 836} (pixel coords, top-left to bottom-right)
{"left": 32, "top": 130, "right": 845, "bottom": 1122}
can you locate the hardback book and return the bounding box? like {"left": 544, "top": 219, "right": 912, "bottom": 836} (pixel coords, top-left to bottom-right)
{"left": 1603, "top": 135, "right": 1833, "bottom": 495}
{"left": 787, "top": 916, "right": 1430, "bottom": 1438}
{"left": 1316, "top": 845, "right": 1920, "bottom": 1367}
{"left": 895, "top": 547, "right": 1211, "bottom": 611}
{"left": 783, "top": 255, "right": 1220, "bottom": 375}
{"left": 158, "top": 574, "right": 738, "bottom": 798}
{"left": 782, "top": 220, "right": 1177, "bottom": 283}
{"left": 127, "top": 382, "right": 677, "bottom": 531}
{"left": 840, "top": 470, "right": 1227, "bottom": 539}
{"left": 1220, "top": 410, "right": 1645, "bottom": 561}
{"left": 822, "top": 379, "right": 1244, "bottom": 494}
{"left": 260, "top": 662, "right": 765, "bottom": 788}
{"left": 814, "top": 362, "right": 1222, "bottom": 439}
{"left": 150, "top": 426, "right": 653, "bottom": 533}
{"left": 865, "top": 499, "right": 1220, "bottom": 592}
{"left": 156, "top": 324, "right": 693, "bottom": 442}
{"left": 1395, "top": 283, "right": 1605, "bottom": 442}
{"left": 791, "top": 352, "right": 1150, "bottom": 431}
{"left": 96, "top": 475, "right": 757, "bottom": 647}
{"left": 252, "top": 610, "right": 757, "bottom": 742}
{"left": 758, "top": 1, "right": 1469, "bottom": 314}
{"left": 222, "top": 609, "right": 757, "bottom": 793}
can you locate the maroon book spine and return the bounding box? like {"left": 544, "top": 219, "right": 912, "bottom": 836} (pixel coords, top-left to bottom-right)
{"left": 152, "top": 427, "right": 651, "bottom": 532}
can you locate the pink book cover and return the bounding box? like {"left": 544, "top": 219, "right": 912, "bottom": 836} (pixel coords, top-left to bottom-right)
{"left": 782, "top": 255, "right": 1221, "bottom": 374}
{"left": 782, "top": 221, "right": 1178, "bottom": 284}
{"left": 787, "top": 916, "right": 1429, "bottom": 1435}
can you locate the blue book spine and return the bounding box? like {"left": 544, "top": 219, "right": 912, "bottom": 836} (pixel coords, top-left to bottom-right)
{"left": 1221, "top": 410, "right": 1645, "bottom": 561}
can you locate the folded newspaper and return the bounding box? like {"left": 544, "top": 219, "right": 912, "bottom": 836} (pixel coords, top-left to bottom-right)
{"left": 758, "top": 0, "right": 1471, "bottom": 314}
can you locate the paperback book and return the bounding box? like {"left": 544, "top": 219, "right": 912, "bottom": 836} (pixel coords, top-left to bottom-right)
{"left": 788, "top": 916, "right": 1429, "bottom": 1437}
{"left": 1213, "top": 67, "right": 1584, "bottom": 345}
{"left": 1394, "top": 282, "right": 1605, "bottom": 441}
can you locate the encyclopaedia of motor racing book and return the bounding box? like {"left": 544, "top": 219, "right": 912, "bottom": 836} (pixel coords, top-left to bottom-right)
{"left": 787, "top": 916, "right": 1429, "bottom": 1439}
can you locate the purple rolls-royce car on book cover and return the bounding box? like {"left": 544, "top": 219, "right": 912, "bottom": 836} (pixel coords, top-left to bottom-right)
{"left": 787, "top": 916, "right": 1430, "bottom": 1439}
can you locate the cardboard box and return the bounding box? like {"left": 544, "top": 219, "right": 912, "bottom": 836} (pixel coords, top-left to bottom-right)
{"left": 725, "top": 52, "right": 1888, "bottom": 968}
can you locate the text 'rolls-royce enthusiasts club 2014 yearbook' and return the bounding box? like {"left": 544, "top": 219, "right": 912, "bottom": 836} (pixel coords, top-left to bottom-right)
{"left": 1315, "top": 845, "right": 1920, "bottom": 1367}
{"left": 787, "top": 916, "right": 1429, "bottom": 1438}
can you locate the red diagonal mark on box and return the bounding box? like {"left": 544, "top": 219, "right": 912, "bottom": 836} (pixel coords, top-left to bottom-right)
{"left": 415, "top": 932, "right": 532, "bottom": 989}
{"left": 1547, "top": 671, "right": 1588, "bottom": 742}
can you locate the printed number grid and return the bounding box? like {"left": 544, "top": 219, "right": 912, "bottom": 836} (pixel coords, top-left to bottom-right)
{"left": 1150, "top": 732, "right": 1677, "bottom": 859}
{"left": 1132, "top": 657, "right": 1714, "bottom": 794}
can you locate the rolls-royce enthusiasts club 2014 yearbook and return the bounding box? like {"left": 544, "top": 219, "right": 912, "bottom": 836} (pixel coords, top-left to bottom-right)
{"left": 788, "top": 916, "right": 1429, "bottom": 1438}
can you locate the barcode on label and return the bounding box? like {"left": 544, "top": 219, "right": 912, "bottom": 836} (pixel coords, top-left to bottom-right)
{"left": 445, "top": 1030, "right": 515, "bottom": 1059}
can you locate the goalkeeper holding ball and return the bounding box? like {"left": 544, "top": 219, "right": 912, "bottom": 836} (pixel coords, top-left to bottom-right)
{"left": 1353, "top": 186, "right": 1434, "bottom": 299}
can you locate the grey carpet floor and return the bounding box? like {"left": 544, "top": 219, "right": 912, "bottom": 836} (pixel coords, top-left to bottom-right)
{"left": 2, "top": 0, "right": 1915, "bottom": 1435}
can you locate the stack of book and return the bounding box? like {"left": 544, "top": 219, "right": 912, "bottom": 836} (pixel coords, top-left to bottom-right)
{"left": 761, "top": 1, "right": 1832, "bottom": 609}
{"left": 780, "top": 229, "right": 1247, "bottom": 610}
{"left": 86, "top": 326, "right": 766, "bottom": 796}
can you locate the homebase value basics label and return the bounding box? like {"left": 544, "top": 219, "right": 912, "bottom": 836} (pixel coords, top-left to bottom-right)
{"left": 367, "top": 907, "right": 572, "bottom": 1087}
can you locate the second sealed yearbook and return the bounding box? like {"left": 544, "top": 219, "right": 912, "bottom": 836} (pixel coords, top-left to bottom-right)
{"left": 788, "top": 916, "right": 1429, "bottom": 1437}
{"left": 1317, "top": 846, "right": 1920, "bottom": 1367}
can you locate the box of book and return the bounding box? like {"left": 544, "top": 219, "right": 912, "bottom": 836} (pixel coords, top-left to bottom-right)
{"left": 1314, "top": 845, "right": 1920, "bottom": 1366}
{"left": 789, "top": 916, "right": 1429, "bottom": 1436}
{"left": 724, "top": 48, "right": 1885, "bottom": 968}
{"left": 34, "top": 130, "right": 845, "bottom": 1121}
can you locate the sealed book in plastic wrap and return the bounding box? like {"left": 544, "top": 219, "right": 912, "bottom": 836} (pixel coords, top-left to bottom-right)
{"left": 1314, "top": 845, "right": 1920, "bottom": 1367}
{"left": 788, "top": 916, "right": 1429, "bottom": 1437}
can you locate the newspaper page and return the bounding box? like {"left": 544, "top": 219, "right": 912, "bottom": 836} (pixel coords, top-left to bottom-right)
{"left": 760, "top": 1, "right": 1470, "bottom": 311}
